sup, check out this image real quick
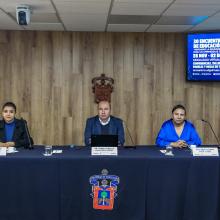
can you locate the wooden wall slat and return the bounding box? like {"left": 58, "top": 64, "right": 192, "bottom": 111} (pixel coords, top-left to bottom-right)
{"left": 0, "top": 31, "right": 219, "bottom": 145}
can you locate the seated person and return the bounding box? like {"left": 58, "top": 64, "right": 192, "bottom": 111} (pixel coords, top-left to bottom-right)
{"left": 0, "top": 102, "right": 33, "bottom": 148}
{"left": 156, "top": 104, "right": 201, "bottom": 148}
{"left": 84, "top": 100, "right": 125, "bottom": 146}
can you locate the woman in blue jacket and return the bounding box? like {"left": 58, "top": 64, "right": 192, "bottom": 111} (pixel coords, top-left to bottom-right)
{"left": 156, "top": 104, "right": 201, "bottom": 148}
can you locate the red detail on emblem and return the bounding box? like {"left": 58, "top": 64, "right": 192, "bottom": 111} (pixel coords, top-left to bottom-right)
{"left": 93, "top": 186, "right": 114, "bottom": 210}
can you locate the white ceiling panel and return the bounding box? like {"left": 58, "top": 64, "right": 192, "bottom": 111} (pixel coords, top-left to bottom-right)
{"left": 107, "top": 24, "right": 149, "bottom": 32}
{"left": 175, "top": 0, "right": 220, "bottom": 4}
{"left": 191, "top": 25, "right": 220, "bottom": 31}
{"left": 109, "top": 15, "right": 159, "bottom": 24}
{"left": 61, "top": 13, "right": 107, "bottom": 31}
{"left": 0, "top": 9, "right": 22, "bottom": 30}
{"left": 30, "top": 13, "right": 59, "bottom": 23}
{"left": 111, "top": 2, "right": 170, "bottom": 15}
{"left": 0, "top": 0, "right": 55, "bottom": 13}
{"left": 54, "top": 1, "right": 111, "bottom": 14}
{"left": 115, "top": 0, "right": 172, "bottom": 2}
{"left": 147, "top": 25, "right": 193, "bottom": 32}
{"left": 53, "top": 0, "right": 110, "bottom": 2}
{"left": 0, "top": 0, "right": 218, "bottom": 32}
{"left": 9, "top": 12, "right": 59, "bottom": 23}
{"left": 24, "top": 22, "right": 64, "bottom": 31}
{"left": 195, "top": 13, "right": 220, "bottom": 26}
{"left": 164, "top": 3, "right": 220, "bottom": 16}
{"left": 191, "top": 13, "right": 220, "bottom": 31}
{"left": 156, "top": 15, "right": 208, "bottom": 25}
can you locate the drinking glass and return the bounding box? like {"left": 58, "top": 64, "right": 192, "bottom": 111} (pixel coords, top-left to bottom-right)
{"left": 44, "top": 145, "right": 53, "bottom": 156}
{"left": 165, "top": 145, "right": 173, "bottom": 156}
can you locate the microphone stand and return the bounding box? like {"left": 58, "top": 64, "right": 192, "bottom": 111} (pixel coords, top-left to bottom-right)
{"left": 201, "top": 119, "right": 220, "bottom": 148}
{"left": 21, "top": 118, "right": 34, "bottom": 149}
{"left": 123, "top": 121, "right": 136, "bottom": 149}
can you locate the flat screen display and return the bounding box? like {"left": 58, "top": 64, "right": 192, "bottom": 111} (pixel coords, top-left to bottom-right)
{"left": 91, "top": 135, "right": 118, "bottom": 147}
{"left": 187, "top": 33, "right": 220, "bottom": 81}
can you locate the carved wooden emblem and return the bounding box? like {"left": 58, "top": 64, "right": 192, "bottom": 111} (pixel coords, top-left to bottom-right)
{"left": 92, "top": 74, "right": 114, "bottom": 103}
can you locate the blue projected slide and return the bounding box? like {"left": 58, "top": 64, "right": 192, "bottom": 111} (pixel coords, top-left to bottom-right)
{"left": 187, "top": 33, "right": 220, "bottom": 81}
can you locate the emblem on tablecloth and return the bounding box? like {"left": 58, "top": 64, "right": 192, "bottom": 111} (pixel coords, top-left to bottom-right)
{"left": 89, "top": 169, "right": 120, "bottom": 210}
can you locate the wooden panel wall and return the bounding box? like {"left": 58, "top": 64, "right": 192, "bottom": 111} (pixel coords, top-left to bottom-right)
{"left": 0, "top": 31, "right": 219, "bottom": 145}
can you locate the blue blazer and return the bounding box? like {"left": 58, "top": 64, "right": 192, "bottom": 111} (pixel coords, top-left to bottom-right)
{"left": 84, "top": 115, "right": 125, "bottom": 146}
{"left": 155, "top": 119, "right": 202, "bottom": 147}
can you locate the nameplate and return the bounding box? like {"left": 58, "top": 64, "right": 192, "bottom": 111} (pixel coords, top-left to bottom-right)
{"left": 0, "top": 147, "right": 7, "bottom": 156}
{"left": 91, "top": 147, "right": 118, "bottom": 156}
{"left": 52, "top": 150, "right": 63, "bottom": 154}
{"left": 192, "top": 147, "right": 219, "bottom": 157}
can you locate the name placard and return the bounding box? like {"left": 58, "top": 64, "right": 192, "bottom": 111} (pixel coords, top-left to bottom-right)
{"left": 52, "top": 150, "right": 63, "bottom": 154}
{"left": 192, "top": 147, "right": 219, "bottom": 157}
{"left": 91, "top": 147, "right": 118, "bottom": 156}
{"left": 0, "top": 147, "right": 7, "bottom": 156}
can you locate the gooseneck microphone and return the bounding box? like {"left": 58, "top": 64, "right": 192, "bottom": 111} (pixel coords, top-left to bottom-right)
{"left": 123, "top": 120, "right": 136, "bottom": 149}
{"left": 201, "top": 119, "right": 220, "bottom": 148}
{"left": 21, "top": 118, "right": 33, "bottom": 149}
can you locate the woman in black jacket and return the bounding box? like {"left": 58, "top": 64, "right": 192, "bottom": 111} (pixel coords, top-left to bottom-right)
{"left": 0, "top": 102, "right": 33, "bottom": 148}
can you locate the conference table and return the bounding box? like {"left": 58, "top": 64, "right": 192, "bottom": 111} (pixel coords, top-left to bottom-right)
{"left": 0, "top": 145, "right": 219, "bottom": 220}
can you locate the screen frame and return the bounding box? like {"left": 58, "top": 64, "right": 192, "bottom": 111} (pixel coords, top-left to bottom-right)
{"left": 186, "top": 32, "right": 220, "bottom": 82}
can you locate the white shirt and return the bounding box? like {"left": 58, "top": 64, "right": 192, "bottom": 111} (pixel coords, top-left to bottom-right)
{"left": 99, "top": 117, "right": 111, "bottom": 126}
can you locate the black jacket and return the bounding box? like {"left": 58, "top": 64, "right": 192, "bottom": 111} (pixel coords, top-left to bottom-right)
{"left": 0, "top": 118, "right": 33, "bottom": 148}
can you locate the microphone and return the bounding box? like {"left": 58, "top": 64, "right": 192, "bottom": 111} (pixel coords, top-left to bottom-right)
{"left": 122, "top": 120, "right": 136, "bottom": 149}
{"left": 201, "top": 119, "right": 220, "bottom": 148}
{"left": 21, "top": 118, "right": 34, "bottom": 149}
